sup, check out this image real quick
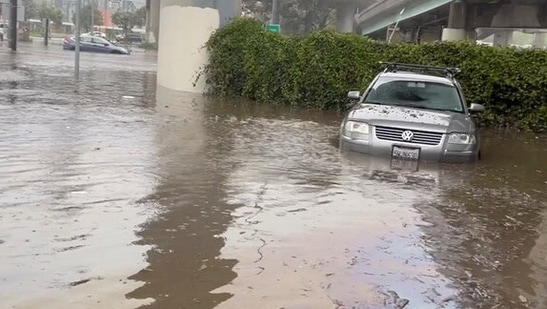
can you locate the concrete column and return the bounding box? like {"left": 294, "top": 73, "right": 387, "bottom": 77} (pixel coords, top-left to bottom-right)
{"left": 336, "top": 2, "right": 356, "bottom": 33}
{"left": 493, "top": 30, "right": 513, "bottom": 47}
{"left": 447, "top": 1, "right": 466, "bottom": 29}
{"left": 441, "top": 28, "right": 467, "bottom": 41}
{"left": 442, "top": 1, "right": 467, "bottom": 42}
{"left": 145, "top": 0, "right": 151, "bottom": 42}
{"left": 533, "top": 32, "right": 546, "bottom": 48}
{"left": 157, "top": 0, "right": 241, "bottom": 93}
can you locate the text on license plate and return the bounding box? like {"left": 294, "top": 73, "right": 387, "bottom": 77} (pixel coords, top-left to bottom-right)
{"left": 392, "top": 145, "right": 420, "bottom": 160}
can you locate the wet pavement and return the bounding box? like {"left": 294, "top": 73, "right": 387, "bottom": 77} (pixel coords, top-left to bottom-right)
{"left": 1, "top": 42, "right": 546, "bottom": 309}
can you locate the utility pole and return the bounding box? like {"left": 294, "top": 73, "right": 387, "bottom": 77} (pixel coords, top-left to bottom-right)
{"left": 271, "top": 0, "right": 279, "bottom": 24}
{"left": 91, "top": 0, "right": 94, "bottom": 32}
{"left": 44, "top": 18, "right": 49, "bottom": 46}
{"left": 145, "top": 0, "right": 150, "bottom": 42}
{"left": 9, "top": 0, "right": 17, "bottom": 51}
{"left": 75, "top": 0, "right": 81, "bottom": 79}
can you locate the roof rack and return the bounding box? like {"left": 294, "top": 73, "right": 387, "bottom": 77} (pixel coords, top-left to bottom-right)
{"left": 379, "top": 62, "right": 461, "bottom": 80}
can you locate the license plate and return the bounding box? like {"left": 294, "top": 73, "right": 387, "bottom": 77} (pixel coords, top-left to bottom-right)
{"left": 390, "top": 158, "right": 420, "bottom": 171}
{"left": 392, "top": 145, "right": 420, "bottom": 161}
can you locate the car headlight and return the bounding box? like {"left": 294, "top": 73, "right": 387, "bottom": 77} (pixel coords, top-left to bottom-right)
{"left": 448, "top": 133, "right": 476, "bottom": 145}
{"left": 343, "top": 121, "right": 370, "bottom": 140}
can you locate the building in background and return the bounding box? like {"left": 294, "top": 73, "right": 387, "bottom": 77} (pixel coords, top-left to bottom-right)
{"left": 43, "top": 0, "right": 144, "bottom": 23}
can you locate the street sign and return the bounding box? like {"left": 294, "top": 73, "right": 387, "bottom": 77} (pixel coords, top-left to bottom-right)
{"left": 267, "top": 24, "right": 280, "bottom": 33}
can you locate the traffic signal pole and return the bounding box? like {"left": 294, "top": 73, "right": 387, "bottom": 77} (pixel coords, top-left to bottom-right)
{"left": 10, "top": 0, "right": 17, "bottom": 51}
{"left": 75, "top": 0, "right": 81, "bottom": 79}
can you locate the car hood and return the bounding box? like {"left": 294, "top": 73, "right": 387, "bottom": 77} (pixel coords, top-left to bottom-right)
{"left": 347, "top": 104, "right": 474, "bottom": 133}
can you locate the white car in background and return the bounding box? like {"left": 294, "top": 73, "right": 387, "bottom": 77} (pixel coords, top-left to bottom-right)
{"left": 82, "top": 31, "right": 108, "bottom": 40}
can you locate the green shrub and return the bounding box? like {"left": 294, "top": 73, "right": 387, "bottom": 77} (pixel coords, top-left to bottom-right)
{"left": 203, "top": 18, "right": 547, "bottom": 133}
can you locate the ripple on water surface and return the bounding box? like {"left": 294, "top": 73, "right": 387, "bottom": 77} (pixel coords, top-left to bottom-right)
{"left": 0, "top": 44, "right": 159, "bottom": 308}
{"left": 1, "top": 44, "right": 547, "bottom": 309}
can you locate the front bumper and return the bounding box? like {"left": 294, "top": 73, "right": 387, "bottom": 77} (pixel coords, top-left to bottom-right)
{"left": 340, "top": 134, "right": 479, "bottom": 164}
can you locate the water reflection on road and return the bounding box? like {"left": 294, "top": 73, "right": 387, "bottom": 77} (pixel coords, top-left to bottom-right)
{"left": 420, "top": 132, "right": 547, "bottom": 309}
{"left": 0, "top": 44, "right": 158, "bottom": 308}
{"left": 1, "top": 43, "right": 546, "bottom": 309}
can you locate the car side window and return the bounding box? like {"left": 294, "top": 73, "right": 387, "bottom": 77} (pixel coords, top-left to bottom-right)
{"left": 81, "top": 37, "right": 92, "bottom": 43}
{"left": 92, "top": 38, "right": 107, "bottom": 44}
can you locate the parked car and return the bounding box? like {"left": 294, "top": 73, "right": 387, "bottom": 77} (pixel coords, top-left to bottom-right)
{"left": 115, "top": 32, "right": 144, "bottom": 44}
{"left": 340, "top": 63, "right": 485, "bottom": 163}
{"left": 82, "top": 31, "right": 109, "bottom": 40}
{"left": 63, "top": 35, "right": 130, "bottom": 54}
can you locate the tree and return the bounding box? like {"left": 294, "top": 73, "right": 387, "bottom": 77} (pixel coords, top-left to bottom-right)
{"left": 38, "top": 3, "right": 64, "bottom": 26}
{"left": 279, "top": 0, "right": 332, "bottom": 34}
{"left": 112, "top": 11, "right": 141, "bottom": 36}
{"left": 73, "top": 5, "right": 103, "bottom": 32}
{"left": 134, "top": 6, "right": 147, "bottom": 27}
{"left": 241, "top": 0, "right": 333, "bottom": 35}
{"left": 22, "top": 0, "right": 39, "bottom": 20}
{"left": 242, "top": 0, "right": 271, "bottom": 21}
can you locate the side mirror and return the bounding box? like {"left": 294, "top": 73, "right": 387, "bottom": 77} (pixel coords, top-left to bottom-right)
{"left": 347, "top": 91, "right": 361, "bottom": 100}
{"left": 469, "top": 103, "right": 485, "bottom": 113}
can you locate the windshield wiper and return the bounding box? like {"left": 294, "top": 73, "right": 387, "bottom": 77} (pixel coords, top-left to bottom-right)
{"left": 394, "top": 104, "right": 461, "bottom": 113}
{"left": 393, "top": 103, "right": 427, "bottom": 109}
{"left": 362, "top": 101, "right": 385, "bottom": 105}
{"left": 428, "top": 107, "right": 462, "bottom": 113}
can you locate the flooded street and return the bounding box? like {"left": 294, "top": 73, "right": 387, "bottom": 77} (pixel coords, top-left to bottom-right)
{"left": 1, "top": 43, "right": 546, "bottom": 309}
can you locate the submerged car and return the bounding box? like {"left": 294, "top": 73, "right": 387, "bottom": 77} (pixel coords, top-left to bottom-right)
{"left": 63, "top": 35, "right": 130, "bottom": 54}
{"left": 340, "top": 63, "right": 485, "bottom": 163}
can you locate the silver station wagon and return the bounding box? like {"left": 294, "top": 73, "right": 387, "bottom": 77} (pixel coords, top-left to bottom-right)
{"left": 340, "top": 63, "right": 485, "bottom": 163}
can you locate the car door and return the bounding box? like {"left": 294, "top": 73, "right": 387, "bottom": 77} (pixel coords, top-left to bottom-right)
{"left": 91, "top": 37, "right": 111, "bottom": 53}
{"left": 79, "top": 36, "right": 94, "bottom": 52}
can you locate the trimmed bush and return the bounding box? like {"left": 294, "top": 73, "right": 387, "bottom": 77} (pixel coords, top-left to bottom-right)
{"left": 204, "top": 18, "right": 547, "bottom": 133}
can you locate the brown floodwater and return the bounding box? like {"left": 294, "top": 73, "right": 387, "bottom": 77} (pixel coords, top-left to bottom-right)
{"left": 0, "top": 43, "right": 546, "bottom": 309}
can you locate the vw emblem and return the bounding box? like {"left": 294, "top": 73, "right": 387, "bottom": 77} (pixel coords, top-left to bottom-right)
{"left": 401, "top": 130, "right": 414, "bottom": 141}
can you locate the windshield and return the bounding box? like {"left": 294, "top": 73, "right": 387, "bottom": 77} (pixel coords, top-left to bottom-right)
{"left": 364, "top": 79, "right": 464, "bottom": 112}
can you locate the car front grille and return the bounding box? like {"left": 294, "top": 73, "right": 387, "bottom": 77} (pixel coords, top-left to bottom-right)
{"left": 375, "top": 126, "right": 443, "bottom": 146}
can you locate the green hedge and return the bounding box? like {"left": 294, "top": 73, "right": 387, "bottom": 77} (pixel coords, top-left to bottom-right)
{"left": 203, "top": 18, "right": 547, "bottom": 133}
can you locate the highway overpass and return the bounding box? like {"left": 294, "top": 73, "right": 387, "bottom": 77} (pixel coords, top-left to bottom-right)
{"left": 145, "top": 0, "right": 546, "bottom": 45}
{"left": 353, "top": 0, "right": 547, "bottom": 46}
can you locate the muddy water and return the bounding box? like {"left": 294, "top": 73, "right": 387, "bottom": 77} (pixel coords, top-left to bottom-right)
{"left": 1, "top": 44, "right": 546, "bottom": 309}
{"left": 0, "top": 44, "right": 158, "bottom": 308}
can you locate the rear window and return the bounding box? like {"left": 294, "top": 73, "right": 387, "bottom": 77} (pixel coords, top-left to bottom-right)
{"left": 365, "top": 79, "right": 464, "bottom": 112}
